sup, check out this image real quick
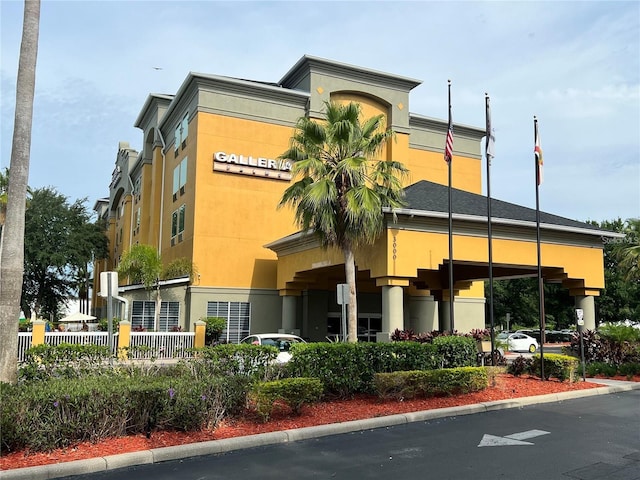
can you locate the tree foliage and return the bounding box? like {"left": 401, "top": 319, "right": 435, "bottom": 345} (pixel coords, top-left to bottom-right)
{"left": 21, "top": 187, "right": 108, "bottom": 320}
{"left": 117, "top": 244, "right": 162, "bottom": 289}
{"left": 594, "top": 218, "right": 640, "bottom": 323}
{"left": 279, "top": 101, "right": 408, "bottom": 341}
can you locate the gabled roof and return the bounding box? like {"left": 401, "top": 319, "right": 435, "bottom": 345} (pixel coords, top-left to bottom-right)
{"left": 402, "top": 180, "right": 614, "bottom": 235}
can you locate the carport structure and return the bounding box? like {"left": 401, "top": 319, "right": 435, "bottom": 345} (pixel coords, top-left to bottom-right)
{"left": 268, "top": 180, "right": 620, "bottom": 340}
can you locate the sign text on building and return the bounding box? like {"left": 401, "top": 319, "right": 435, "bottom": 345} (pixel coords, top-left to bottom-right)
{"left": 213, "top": 151, "right": 292, "bottom": 181}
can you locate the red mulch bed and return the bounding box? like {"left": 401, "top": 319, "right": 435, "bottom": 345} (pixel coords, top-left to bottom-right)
{"left": 1, "top": 374, "right": 636, "bottom": 471}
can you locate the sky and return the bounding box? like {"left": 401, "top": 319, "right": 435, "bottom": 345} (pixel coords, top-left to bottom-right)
{"left": 1, "top": 0, "right": 639, "bottom": 225}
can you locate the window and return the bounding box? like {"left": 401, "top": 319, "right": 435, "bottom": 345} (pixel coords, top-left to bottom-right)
{"left": 207, "top": 301, "right": 250, "bottom": 343}
{"left": 134, "top": 208, "right": 141, "bottom": 235}
{"left": 159, "top": 302, "right": 179, "bottom": 331}
{"left": 132, "top": 301, "right": 155, "bottom": 330}
{"left": 174, "top": 113, "right": 189, "bottom": 151}
{"left": 172, "top": 157, "right": 188, "bottom": 200}
{"left": 171, "top": 204, "right": 186, "bottom": 244}
{"left": 132, "top": 301, "right": 179, "bottom": 331}
{"left": 133, "top": 176, "right": 142, "bottom": 202}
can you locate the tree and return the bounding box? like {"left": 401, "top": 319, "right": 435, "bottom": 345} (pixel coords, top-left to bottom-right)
{"left": 595, "top": 218, "right": 640, "bottom": 323}
{"left": 618, "top": 218, "right": 640, "bottom": 282}
{"left": 279, "top": 101, "right": 408, "bottom": 342}
{"left": 0, "top": 0, "right": 40, "bottom": 384}
{"left": 21, "top": 188, "right": 108, "bottom": 320}
{"left": 117, "top": 244, "right": 162, "bottom": 288}
{"left": 117, "top": 244, "right": 162, "bottom": 330}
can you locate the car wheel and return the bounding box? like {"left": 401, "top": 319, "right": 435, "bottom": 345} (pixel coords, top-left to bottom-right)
{"left": 529, "top": 344, "right": 536, "bottom": 353}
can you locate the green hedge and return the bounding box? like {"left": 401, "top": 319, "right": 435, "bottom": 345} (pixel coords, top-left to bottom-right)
{"left": 432, "top": 335, "right": 477, "bottom": 368}
{"left": 287, "top": 342, "right": 443, "bottom": 398}
{"left": 373, "top": 367, "right": 489, "bottom": 400}
{"left": 1, "top": 373, "right": 250, "bottom": 453}
{"left": 532, "top": 353, "right": 579, "bottom": 382}
{"left": 248, "top": 377, "right": 324, "bottom": 421}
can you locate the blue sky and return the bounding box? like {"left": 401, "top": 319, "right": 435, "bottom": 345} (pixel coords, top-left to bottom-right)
{"left": 1, "top": 0, "right": 638, "bottom": 224}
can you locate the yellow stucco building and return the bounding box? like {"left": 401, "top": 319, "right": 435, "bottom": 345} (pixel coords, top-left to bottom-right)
{"left": 93, "top": 56, "right": 615, "bottom": 341}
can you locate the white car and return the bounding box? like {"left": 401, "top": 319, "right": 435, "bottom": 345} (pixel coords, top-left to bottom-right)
{"left": 496, "top": 332, "right": 539, "bottom": 353}
{"left": 240, "top": 333, "right": 306, "bottom": 363}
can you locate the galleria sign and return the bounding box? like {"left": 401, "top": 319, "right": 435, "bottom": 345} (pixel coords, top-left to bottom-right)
{"left": 213, "top": 151, "right": 292, "bottom": 181}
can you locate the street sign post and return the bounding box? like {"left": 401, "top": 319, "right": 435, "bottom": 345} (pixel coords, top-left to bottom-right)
{"left": 337, "top": 283, "right": 349, "bottom": 342}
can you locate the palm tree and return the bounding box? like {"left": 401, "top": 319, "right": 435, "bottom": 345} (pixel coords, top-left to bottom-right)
{"left": 279, "top": 101, "right": 408, "bottom": 342}
{"left": 619, "top": 218, "right": 640, "bottom": 281}
{"left": 117, "top": 244, "right": 162, "bottom": 329}
{"left": 0, "top": 0, "right": 40, "bottom": 384}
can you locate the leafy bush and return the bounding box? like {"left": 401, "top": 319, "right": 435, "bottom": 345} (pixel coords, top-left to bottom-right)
{"left": 507, "top": 355, "right": 533, "bottom": 376}
{"left": 618, "top": 362, "right": 640, "bottom": 379}
{"left": 189, "top": 344, "right": 278, "bottom": 380}
{"left": 532, "top": 353, "right": 579, "bottom": 382}
{"left": 571, "top": 328, "right": 640, "bottom": 366}
{"left": 19, "top": 343, "right": 112, "bottom": 382}
{"left": 432, "top": 335, "right": 477, "bottom": 368}
{"left": 585, "top": 361, "right": 618, "bottom": 378}
{"left": 373, "top": 367, "right": 488, "bottom": 400}
{"left": 203, "top": 316, "right": 227, "bottom": 345}
{"left": 287, "top": 342, "right": 443, "bottom": 398}
{"left": 248, "top": 377, "right": 324, "bottom": 422}
{"left": 598, "top": 324, "right": 640, "bottom": 343}
{"left": 1, "top": 371, "right": 250, "bottom": 453}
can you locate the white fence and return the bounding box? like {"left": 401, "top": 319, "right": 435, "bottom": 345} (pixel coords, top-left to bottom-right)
{"left": 128, "top": 332, "right": 195, "bottom": 360}
{"left": 17, "top": 331, "right": 195, "bottom": 362}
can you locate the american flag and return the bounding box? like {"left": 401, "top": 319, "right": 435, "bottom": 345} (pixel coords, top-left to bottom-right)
{"left": 444, "top": 120, "right": 453, "bottom": 163}
{"left": 444, "top": 85, "right": 453, "bottom": 163}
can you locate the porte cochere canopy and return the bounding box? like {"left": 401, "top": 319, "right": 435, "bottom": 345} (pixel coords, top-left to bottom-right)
{"left": 267, "top": 180, "right": 622, "bottom": 335}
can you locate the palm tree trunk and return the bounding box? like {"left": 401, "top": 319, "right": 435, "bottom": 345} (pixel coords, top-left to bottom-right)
{"left": 0, "top": 0, "right": 40, "bottom": 384}
{"left": 343, "top": 245, "right": 358, "bottom": 342}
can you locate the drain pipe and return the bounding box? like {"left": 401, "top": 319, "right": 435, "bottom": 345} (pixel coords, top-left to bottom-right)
{"left": 154, "top": 126, "right": 167, "bottom": 255}
{"left": 154, "top": 126, "right": 167, "bottom": 333}
{"left": 114, "top": 295, "right": 129, "bottom": 322}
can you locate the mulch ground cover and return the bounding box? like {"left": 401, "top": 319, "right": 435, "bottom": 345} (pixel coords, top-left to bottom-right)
{"left": 2, "top": 374, "right": 637, "bottom": 471}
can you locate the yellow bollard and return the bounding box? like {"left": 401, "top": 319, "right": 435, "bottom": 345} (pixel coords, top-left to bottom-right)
{"left": 118, "top": 320, "right": 131, "bottom": 360}
{"left": 194, "top": 320, "right": 206, "bottom": 349}
{"left": 31, "top": 320, "right": 46, "bottom": 346}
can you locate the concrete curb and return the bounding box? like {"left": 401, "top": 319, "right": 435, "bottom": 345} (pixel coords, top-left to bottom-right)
{"left": 2, "top": 380, "right": 638, "bottom": 480}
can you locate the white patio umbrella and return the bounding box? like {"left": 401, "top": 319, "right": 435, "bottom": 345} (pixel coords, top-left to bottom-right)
{"left": 59, "top": 312, "right": 97, "bottom": 322}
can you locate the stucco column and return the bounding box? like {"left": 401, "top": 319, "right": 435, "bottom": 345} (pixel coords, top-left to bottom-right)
{"left": 381, "top": 285, "right": 404, "bottom": 334}
{"left": 439, "top": 301, "right": 452, "bottom": 332}
{"left": 409, "top": 295, "right": 438, "bottom": 334}
{"left": 575, "top": 295, "right": 596, "bottom": 330}
{"left": 281, "top": 295, "right": 297, "bottom": 333}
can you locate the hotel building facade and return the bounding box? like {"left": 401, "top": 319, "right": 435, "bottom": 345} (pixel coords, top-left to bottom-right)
{"left": 93, "top": 55, "right": 612, "bottom": 342}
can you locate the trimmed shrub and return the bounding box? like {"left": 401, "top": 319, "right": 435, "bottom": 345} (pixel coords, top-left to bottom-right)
{"left": 248, "top": 377, "right": 324, "bottom": 422}
{"left": 432, "top": 335, "right": 477, "bottom": 368}
{"left": 1, "top": 371, "right": 251, "bottom": 453}
{"left": 287, "top": 342, "right": 443, "bottom": 398}
{"left": 19, "top": 343, "right": 112, "bottom": 382}
{"left": 373, "top": 367, "right": 488, "bottom": 400}
{"left": 532, "top": 353, "right": 579, "bottom": 382}
{"left": 188, "top": 343, "right": 278, "bottom": 380}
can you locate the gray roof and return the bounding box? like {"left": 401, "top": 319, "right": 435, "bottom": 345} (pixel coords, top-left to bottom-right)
{"left": 403, "top": 180, "right": 598, "bottom": 230}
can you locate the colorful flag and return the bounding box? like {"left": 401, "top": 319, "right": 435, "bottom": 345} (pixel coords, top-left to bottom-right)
{"left": 486, "top": 95, "right": 495, "bottom": 162}
{"left": 534, "top": 119, "right": 543, "bottom": 185}
{"left": 444, "top": 83, "right": 453, "bottom": 163}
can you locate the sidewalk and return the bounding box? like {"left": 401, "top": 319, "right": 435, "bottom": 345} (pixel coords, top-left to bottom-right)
{"left": 2, "top": 378, "right": 639, "bottom": 480}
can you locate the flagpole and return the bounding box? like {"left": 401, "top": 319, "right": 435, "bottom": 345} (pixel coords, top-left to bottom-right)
{"left": 446, "top": 80, "right": 455, "bottom": 333}
{"left": 485, "top": 94, "right": 495, "bottom": 362}
{"left": 534, "top": 115, "right": 546, "bottom": 380}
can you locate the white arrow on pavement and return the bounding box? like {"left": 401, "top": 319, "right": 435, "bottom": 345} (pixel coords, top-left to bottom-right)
{"left": 478, "top": 429, "right": 550, "bottom": 447}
